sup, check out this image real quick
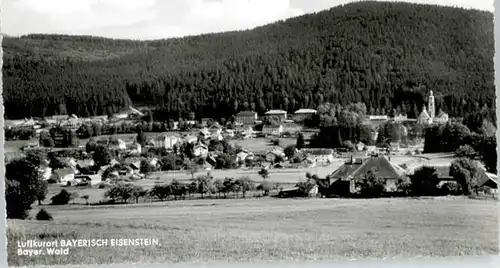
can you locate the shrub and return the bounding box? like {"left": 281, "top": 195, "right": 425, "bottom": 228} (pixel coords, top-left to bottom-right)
{"left": 50, "top": 190, "right": 71, "bottom": 205}
{"left": 395, "top": 177, "right": 412, "bottom": 196}
{"left": 36, "top": 209, "right": 53, "bottom": 221}
{"left": 355, "top": 170, "right": 386, "bottom": 198}
{"left": 409, "top": 166, "right": 440, "bottom": 196}
{"left": 439, "top": 182, "right": 463, "bottom": 196}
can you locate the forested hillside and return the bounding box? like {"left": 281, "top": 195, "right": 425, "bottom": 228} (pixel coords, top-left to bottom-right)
{"left": 2, "top": 1, "right": 494, "bottom": 120}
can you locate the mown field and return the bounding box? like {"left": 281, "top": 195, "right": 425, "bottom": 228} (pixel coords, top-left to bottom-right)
{"left": 7, "top": 197, "right": 498, "bottom": 266}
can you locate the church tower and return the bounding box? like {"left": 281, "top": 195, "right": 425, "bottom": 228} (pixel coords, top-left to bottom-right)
{"left": 428, "top": 90, "right": 435, "bottom": 121}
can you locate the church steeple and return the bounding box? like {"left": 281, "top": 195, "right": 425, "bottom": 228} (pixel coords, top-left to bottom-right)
{"left": 428, "top": 90, "right": 435, "bottom": 121}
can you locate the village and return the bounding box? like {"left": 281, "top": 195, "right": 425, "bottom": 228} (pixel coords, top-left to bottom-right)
{"left": 4, "top": 90, "right": 498, "bottom": 203}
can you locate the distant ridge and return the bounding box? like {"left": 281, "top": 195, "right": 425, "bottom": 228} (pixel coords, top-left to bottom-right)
{"left": 1, "top": 1, "right": 494, "bottom": 121}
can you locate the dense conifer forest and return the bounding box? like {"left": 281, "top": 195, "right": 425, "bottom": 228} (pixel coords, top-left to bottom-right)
{"left": 2, "top": 1, "right": 494, "bottom": 120}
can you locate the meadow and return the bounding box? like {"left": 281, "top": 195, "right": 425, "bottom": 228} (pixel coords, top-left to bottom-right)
{"left": 7, "top": 197, "right": 498, "bottom": 266}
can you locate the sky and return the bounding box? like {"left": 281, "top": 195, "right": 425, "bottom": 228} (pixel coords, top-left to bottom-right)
{"left": 1, "top": 0, "right": 495, "bottom": 40}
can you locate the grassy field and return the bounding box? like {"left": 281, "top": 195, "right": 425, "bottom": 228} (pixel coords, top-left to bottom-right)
{"left": 7, "top": 197, "right": 498, "bottom": 266}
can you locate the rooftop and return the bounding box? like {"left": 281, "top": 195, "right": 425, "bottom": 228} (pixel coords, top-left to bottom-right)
{"left": 294, "top": 109, "right": 317, "bottom": 114}
{"left": 265, "top": 110, "right": 287, "bottom": 115}
{"left": 236, "top": 111, "right": 257, "bottom": 116}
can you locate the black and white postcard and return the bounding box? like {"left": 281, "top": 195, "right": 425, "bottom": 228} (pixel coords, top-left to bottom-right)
{"left": 1, "top": 0, "right": 498, "bottom": 267}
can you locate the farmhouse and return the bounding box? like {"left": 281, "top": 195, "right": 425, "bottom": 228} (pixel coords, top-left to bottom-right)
{"left": 328, "top": 156, "right": 406, "bottom": 195}
{"left": 265, "top": 148, "right": 285, "bottom": 163}
{"left": 262, "top": 124, "right": 283, "bottom": 136}
{"left": 236, "top": 150, "right": 254, "bottom": 163}
{"left": 235, "top": 111, "right": 258, "bottom": 125}
{"left": 299, "top": 148, "right": 334, "bottom": 164}
{"left": 265, "top": 109, "right": 287, "bottom": 121}
{"left": 53, "top": 168, "right": 76, "bottom": 186}
{"left": 293, "top": 109, "right": 317, "bottom": 122}
{"left": 193, "top": 143, "right": 209, "bottom": 157}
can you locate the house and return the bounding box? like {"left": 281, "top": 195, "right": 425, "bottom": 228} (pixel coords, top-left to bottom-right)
{"left": 193, "top": 143, "right": 209, "bottom": 157}
{"left": 241, "top": 126, "right": 255, "bottom": 139}
{"left": 128, "top": 142, "right": 142, "bottom": 155}
{"left": 76, "top": 159, "right": 95, "bottom": 170}
{"left": 356, "top": 142, "right": 365, "bottom": 152}
{"left": 172, "top": 121, "right": 179, "bottom": 130}
{"left": 109, "top": 159, "right": 120, "bottom": 167}
{"left": 477, "top": 170, "right": 498, "bottom": 189}
{"left": 109, "top": 139, "right": 127, "bottom": 150}
{"left": 147, "top": 135, "right": 180, "bottom": 150}
{"left": 206, "top": 155, "right": 217, "bottom": 167}
{"left": 265, "top": 110, "right": 287, "bottom": 121}
{"left": 368, "top": 115, "right": 389, "bottom": 121}
{"left": 209, "top": 126, "right": 224, "bottom": 141}
{"left": 224, "top": 129, "right": 235, "bottom": 138}
{"left": 236, "top": 150, "right": 253, "bottom": 163}
{"left": 40, "top": 166, "right": 53, "bottom": 181}
{"left": 148, "top": 158, "right": 159, "bottom": 168}
{"left": 432, "top": 166, "right": 457, "bottom": 187}
{"left": 293, "top": 109, "right": 317, "bottom": 122}
{"left": 199, "top": 128, "right": 211, "bottom": 140}
{"left": 262, "top": 124, "right": 283, "bottom": 136}
{"left": 433, "top": 110, "right": 450, "bottom": 124}
{"left": 235, "top": 111, "right": 258, "bottom": 125}
{"left": 184, "top": 135, "right": 198, "bottom": 144}
{"left": 299, "top": 149, "right": 334, "bottom": 164}
{"left": 54, "top": 168, "right": 76, "bottom": 186}
{"left": 75, "top": 174, "right": 101, "bottom": 186}
{"left": 328, "top": 156, "right": 406, "bottom": 195}
{"left": 119, "top": 166, "right": 134, "bottom": 176}
{"left": 393, "top": 113, "right": 408, "bottom": 122}
{"left": 265, "top": 148, "right": 285, "bottom": 163}
{"left": 130, "top": 161, "right": 141, "bottom": 172}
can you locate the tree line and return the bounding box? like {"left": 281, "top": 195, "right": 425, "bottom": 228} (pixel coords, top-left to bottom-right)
{"left": 2, "top": 2, "right": 494, "bottom": 122}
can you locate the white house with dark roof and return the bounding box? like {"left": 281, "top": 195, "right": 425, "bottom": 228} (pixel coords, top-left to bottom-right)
{"left": 265, "top": 109, "right": 287, "bottom": 121}
{"left": 235, "top": 111, "right": 258, "bottom": 125}
{"left": 54, "top": 168, "right": 76, "bottom": 186}
{"left": 293, "top": 109, "right": 317, "bottom": 122}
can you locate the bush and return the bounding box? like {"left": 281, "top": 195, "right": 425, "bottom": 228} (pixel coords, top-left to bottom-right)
{"left": 36, "top": 209, "right": 53, "bottom": 221}
{"left": 50, "top": 190, "right": 71, "bottom": 205}
{"left": 395, "top": 177, "right": 412, "bottom": 196}
{"left": 439, "top": 182, "right": 463, "bottom": 196}
{"left": 356, "top": 176, "right": 386, "bottom": 198}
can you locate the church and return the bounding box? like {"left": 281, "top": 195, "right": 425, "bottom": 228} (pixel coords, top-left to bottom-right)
{"left": 416, "top": 91, "right": 449, "bottom": 125}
